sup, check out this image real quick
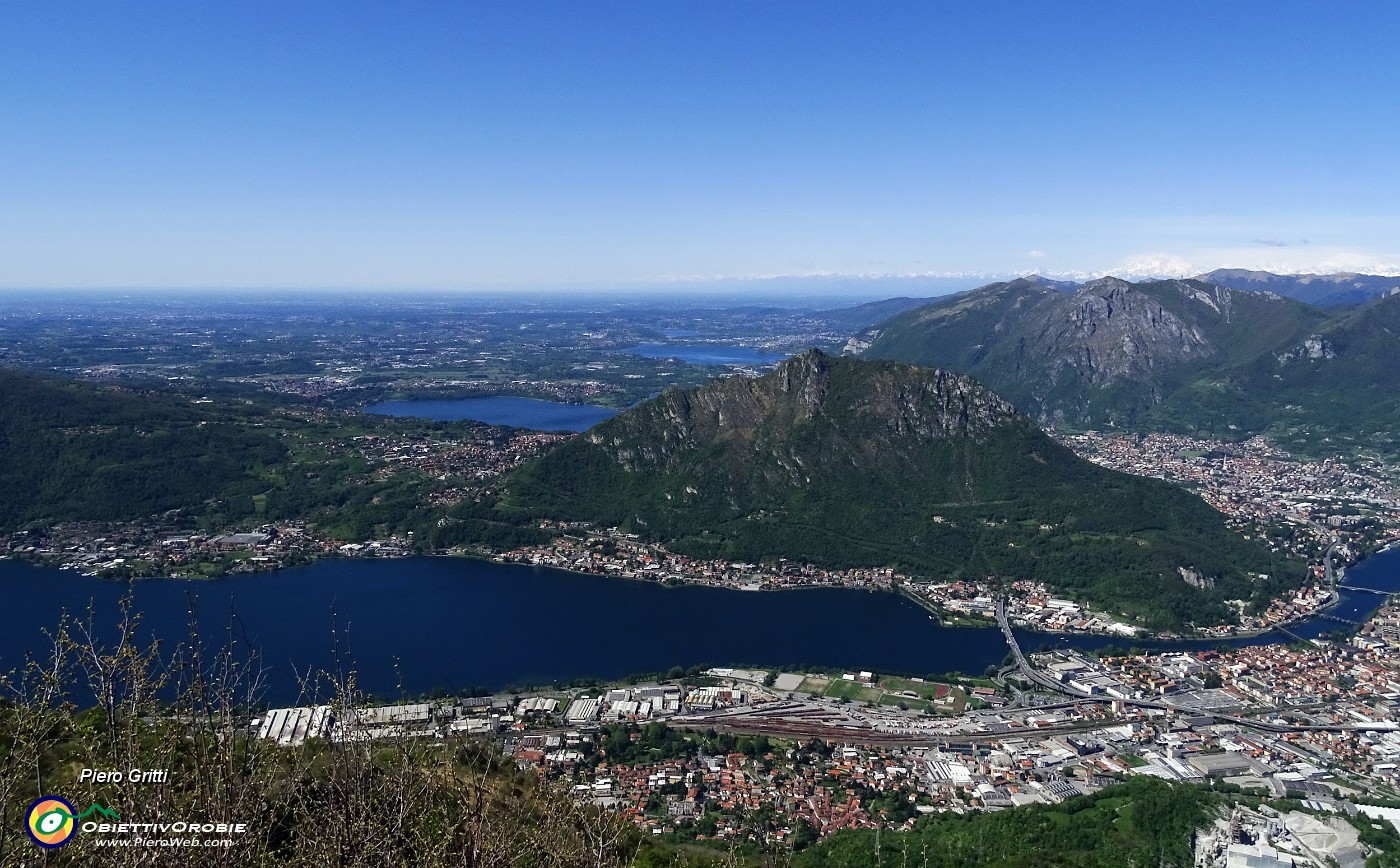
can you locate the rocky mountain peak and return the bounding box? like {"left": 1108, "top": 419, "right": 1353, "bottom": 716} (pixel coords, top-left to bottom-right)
{"left": 774, "top": 348, "right": 832, "bottom": 414}
{"left": 1077, "top": 276, "right": 1134, "bottom": 296}
{"left": 582, "top": 351, "right": 1025, "bottom": 477}
{"left": 861, "top": 275, "right": 1327, "bottom": 426}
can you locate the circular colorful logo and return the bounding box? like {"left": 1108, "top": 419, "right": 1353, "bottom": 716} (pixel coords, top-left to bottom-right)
{"left": 25, "top": 796, "right": 77, "bottom": 848}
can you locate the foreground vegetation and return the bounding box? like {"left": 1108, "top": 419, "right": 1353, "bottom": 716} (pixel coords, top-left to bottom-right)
{"left": 0, "top": 606, "right": 649, "bottom": 867}
{"left": 0, "top": 604, "right": 1247, "bottom": 867}
{"left": 797, "top": 776, "right": 1208, "bottom": 867}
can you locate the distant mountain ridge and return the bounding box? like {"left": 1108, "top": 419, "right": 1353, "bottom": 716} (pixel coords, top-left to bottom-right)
{"left": 858, "top": 273, "right": 1400, "bottom": 452}
{"left": 819, "top": 296, "right": 940, "bottom": 331}
{"left": 860, "top": 276, "right": 1327, "bottom": 428}
{"left": 1196, "top": 269, "right": 1400, "bottom": 308}
{"left": 504, "top": 350, "right": 1297, "bottom": 628}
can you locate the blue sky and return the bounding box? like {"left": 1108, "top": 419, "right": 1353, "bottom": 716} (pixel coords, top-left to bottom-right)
{"left": 3, "top": 2, "right": 1398, "bottom": 289}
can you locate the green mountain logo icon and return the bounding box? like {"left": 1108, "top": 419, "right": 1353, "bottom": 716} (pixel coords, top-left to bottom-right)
{"left": 80, "top": 804, "right": 121, "bottom": 821}
{"left": 52, "top": 803, "right": 122, "bottom": 822}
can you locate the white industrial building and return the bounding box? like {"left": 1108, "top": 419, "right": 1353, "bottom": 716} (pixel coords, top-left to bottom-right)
{"left": 255, "top": 706, "right": 333, "bottom": 746}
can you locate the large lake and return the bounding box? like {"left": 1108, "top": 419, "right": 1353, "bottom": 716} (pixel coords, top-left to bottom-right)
{"left": 2, "top": 550, "right": 1398, "bottom": 706}
{"left": 366, "top": 396, "right": 618, "bottom": 432}
{"left": 622, "top": 344, "right": 786, "bottom": 366}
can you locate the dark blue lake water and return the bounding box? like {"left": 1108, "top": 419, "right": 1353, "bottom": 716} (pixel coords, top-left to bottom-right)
{"left": 3, "top": 550, "right": 1396, "bottom": 706}
{"left": 366, "top": 396, "right": 618, "bottom": 432}
{"left": 0, "top": 558, "right": 1011, "bottom": 704}
{"left": 622, "top": 344, "right": 786, "bottom": 366}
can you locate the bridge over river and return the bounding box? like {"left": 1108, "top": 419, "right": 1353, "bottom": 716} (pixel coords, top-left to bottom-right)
{"left": 995, "top": 596, "right": 1398, "bottom": 736}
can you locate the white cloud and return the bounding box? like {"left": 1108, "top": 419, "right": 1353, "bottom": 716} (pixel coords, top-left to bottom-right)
{"left": 1026, "top": 249, "right": 1047, "bottom": 259}
{"left": 1040, "top": 247, "right": 1400, "bottom": 281}
{"left": 1204, "top": 246, "right": 1400, "bottom": 276}
{"left": 648, "top": 269, "right": 999, "bottom": 284}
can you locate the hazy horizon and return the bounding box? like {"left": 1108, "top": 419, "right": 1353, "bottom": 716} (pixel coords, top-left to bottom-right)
{"left": 4, "top": 2, "right": 1399, "bottom": 288}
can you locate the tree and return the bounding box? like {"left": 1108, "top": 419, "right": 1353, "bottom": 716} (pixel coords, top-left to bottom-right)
{"left": 790, "top": 819, "right": 820, "bottom": 851}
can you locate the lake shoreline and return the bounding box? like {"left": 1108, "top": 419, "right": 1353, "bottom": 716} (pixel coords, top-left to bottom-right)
{"left": 9, "top": 540, "right": 1391, "bottom": 645}
{"left": 5, "top": 547, "right": 1400, "bottom": 703}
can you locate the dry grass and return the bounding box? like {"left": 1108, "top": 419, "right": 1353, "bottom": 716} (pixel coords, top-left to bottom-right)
{"left": 0, "top": 598, "right": 652, "bottom": 867}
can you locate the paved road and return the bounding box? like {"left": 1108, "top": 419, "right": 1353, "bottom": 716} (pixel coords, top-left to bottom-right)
{"left": 995, "top": 595, "right": 1396, "bottom": 735}
{"left": 996, "top": 597, "right": 1091, "bottom": 698}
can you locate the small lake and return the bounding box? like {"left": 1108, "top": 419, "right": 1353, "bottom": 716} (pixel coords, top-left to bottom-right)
{"left": 623, "top": 344, "right": 787, "bottom": 366}
{"left": 3, "top": 549, "right": 1397, "bottom": 706}
{"left": 366, "top": 396, "right": 618, "bottom": 432}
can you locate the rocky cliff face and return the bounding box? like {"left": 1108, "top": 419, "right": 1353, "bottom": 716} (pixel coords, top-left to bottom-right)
{"left": 590, "top": 349, "right": 1020, "bottom": 474}
{"left": 1018, "top": 277, "right": 1215, "bottom": 385}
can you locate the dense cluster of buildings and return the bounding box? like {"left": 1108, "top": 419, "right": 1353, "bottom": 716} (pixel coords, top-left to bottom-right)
{"left": 917, "top": 578, "right": 1143, "bottom": 636}
{"left": 239, "top": 585, "right": 1400, "bottom": 862}
{"left": 1230, "top": 583, "right": 1338, "bottom": 637}
{"left": 498, "top": 528, "right": 902, "bottom": 592}
{"left": 562, "top": 687, "right": 687, "bottom": 725}
{"left": 558, "top": 744, "right": 926, "bottom": 842}
{"left": 1059, "top": 431, "right": 1400, "bottom": 558}
{"left": 0, "top": 520, "right": 377, "bottom": 578}
{"left": 337, "top": 429, "right": 567, "bottom": 481}
{"left": 1055, "top": 607, "right": 1400, "bottom": 789}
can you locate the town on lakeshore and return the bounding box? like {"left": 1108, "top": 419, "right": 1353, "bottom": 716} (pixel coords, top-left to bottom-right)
{"left": 11, "top": 396, "right": 1400, "bottom": 864}
{"left": 5, "top": 359, "right": 1400, "bottom": 866}
{"left": 247, "top": 593, "right": 1400, "bottom": 865}
{"left": 15, "top": 410, "right": 1400, "bottom": 862}
{"left": 5, "top": 427, "right": 1400, "bottom": 641}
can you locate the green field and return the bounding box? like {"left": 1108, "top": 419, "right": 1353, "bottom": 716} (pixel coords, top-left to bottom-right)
{"left": 794, "top": 672, "right": 974, "bottom": 713}
{"left": 878, "top": 695, "right": 932, "bottom": 711}
{"left": 878, "top": 675, "right": 948, "bottom": 699}
{"left": 822, "top": 679, "right": 883, "bottom": 703}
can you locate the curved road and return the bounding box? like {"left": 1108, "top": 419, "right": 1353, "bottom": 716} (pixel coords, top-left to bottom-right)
{"left": 995, "top": 596, "right": 1395, "bottom": 735}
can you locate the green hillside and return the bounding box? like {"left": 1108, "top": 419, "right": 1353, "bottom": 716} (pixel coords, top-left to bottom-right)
{"left": 1150, "top": 289, "right": 1400, "bottom": 452}
{"left": 0, "top": 369, "right": 546, "bottom": 549}
{"left": 797, "top": 776, "right": 1208, "bottom": 868}
{"left": 0, "top": 370, "right": 289, "bottom": 529}
{"left": 504, "top": 351, "right": 1299, "bottom": 628}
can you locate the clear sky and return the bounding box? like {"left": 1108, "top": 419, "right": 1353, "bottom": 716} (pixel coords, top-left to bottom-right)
{"left": 3, "top": 2, "right": 1399, "bottom": 290}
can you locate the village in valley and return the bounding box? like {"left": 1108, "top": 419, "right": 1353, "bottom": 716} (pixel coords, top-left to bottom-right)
{"left": 1058, "top": 431, "right": 1400, "bottom": 563}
